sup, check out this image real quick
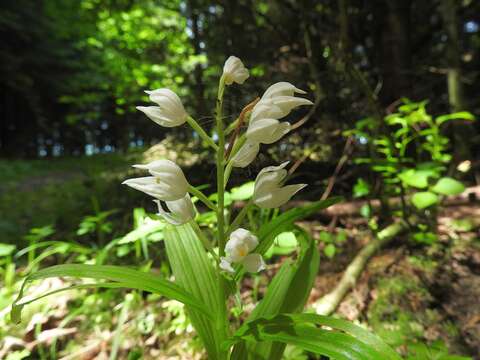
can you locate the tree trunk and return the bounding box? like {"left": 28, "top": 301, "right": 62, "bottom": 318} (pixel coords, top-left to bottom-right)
{"left": 441, "top": 0, "right": 471, "bottom": 161}
{"left": 377, "top": 0, "right": 412, "bottom": 105}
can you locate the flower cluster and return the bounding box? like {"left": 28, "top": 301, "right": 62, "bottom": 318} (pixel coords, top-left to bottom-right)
{"left": 123, "top": 56, "right": 311, "bottom": 273}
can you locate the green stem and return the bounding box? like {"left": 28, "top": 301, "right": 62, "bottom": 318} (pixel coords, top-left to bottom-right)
{"left": 227, "top": 200, "right": 252, "bottom": 235}
{"left": 215, "top": 74, "right": 228, "bottom": 359}
{"left": 188, "top": 185, "right": 217, "bottom": 212}
{"left": 186, "top": 116, "right": 219, "bottom": 151}
{"left": 215, "top": 76, "right": 227, "bottom": 256}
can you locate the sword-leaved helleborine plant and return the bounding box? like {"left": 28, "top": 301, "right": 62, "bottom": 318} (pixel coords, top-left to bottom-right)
{"left": 11, "top": 56, "right": 401, "bottom": 360}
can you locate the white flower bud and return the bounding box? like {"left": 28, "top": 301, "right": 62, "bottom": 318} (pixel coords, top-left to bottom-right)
{"left": 154, "top": 194, "right": 195, "bottom": 225}
{"left": 261, "top": 82, "right": 306, "bottom": 99}
{"left": 223, "top": 56, "right": 249, "bottom": 85}
{"left": 253, "top": 162, "right": 306, "bottom": 208}
{"left": 220, "top": 228, "right": 265, "bottom": 273}
{"left": 246, "top": 118, "right": 291, "bottom": 144}
{"left": 137, "top": 88, "right": 187, "bottom": 127}
{"left": 123, "top": 160, "right": 189, "bottom": 201}
{"left": 231, "top": 140, "right": 260, "bottom": 168}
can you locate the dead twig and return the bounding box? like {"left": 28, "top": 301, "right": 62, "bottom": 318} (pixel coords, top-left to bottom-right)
{"left": 320, "top": 136, "right": 354, "bottom": 200}
{"left": 224, "top": 97, "right": 260, "bottom": 160}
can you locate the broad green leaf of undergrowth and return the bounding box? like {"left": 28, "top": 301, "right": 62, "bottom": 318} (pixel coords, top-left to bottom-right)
{"left": 411, "top": 191, "right": 438, "bottom": 209}
{"left": 431, "top": 177, "right": 465, "bottom": 196}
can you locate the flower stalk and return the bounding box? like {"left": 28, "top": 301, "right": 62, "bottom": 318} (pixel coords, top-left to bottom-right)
{"left": 188, "top": 185, "right": 217, "bottom": 212}
{"left": 186, "top": 116, "right": 219, "bottom": 151}
{"left": 214, "top": 74, "right": 229, "bottom": 357}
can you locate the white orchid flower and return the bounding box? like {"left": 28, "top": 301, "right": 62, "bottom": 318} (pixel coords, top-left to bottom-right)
{"left": 136, "top": 88, "right": 188, "bottom": 127}
{"left": 220, "top": 228, "right": 265, "bottom": 273}
{"left": 154, "top": 194, "right": 195, "bottom": 225}
{"left": 253, "top": 162, "right": 306, "bottom": 208}
{"left": 244, "top": 82, "right": 312, "bottom": 145}
{"left": 246, "top": 118, "right": 291, "bottom": 145}
{"left": 231, "top": 140, "right": 260, "bottom": 168}
{"left": 223, "top": 56, "right": 249, "bottom": 85}
{"left": 123, "top": 160, "right": 189, "bottom": 201}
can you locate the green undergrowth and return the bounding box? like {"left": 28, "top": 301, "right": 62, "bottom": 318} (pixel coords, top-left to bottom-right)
{"left": 0, "top": 153, "right": 142, "bottom": 247}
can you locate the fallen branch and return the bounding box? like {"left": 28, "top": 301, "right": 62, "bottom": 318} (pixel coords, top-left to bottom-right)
{"left": 313, "top": 220, "right": 408, "bottom": 315}
{"left": 254, "top": 185, "right": 480, "bottom": 218}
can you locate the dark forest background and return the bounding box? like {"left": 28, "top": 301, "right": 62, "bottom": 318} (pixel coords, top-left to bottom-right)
{"left": 1, "top": 0, "right": 479, "bottom": 161}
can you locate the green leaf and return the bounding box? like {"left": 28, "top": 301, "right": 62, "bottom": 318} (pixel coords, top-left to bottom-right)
{"left": 0, "top": 243, "right": 16, "bottom": 257}
{"left": 431, "top": 177, "right": 465, "bottom": 196}
{"left": 398, "top": 169, "right": 437, "bottom": 189}
{"left": 265, "top": 232, "right": 297, "bottom": 257}
{"left": 163, "top": 223, "right": 225, "bottom": 360}
{"left": 256, "top": 197, "right": 342, "bottom": 256}
{"left": 353, "top": 178, "right": 370, "bottom": 198}
{"left": 436, "top": 111, "right": 475, "bottom": 126}
{"left": 411, "top": 192, "right": 439, "bottom": 209}
{"left": 319, "top": 231, "right": 333, "bottom": 243}
{"left": 324, "top": 244, "right": 336, "bottom": 258}
{"left": 10, "top": 264, "right": 210, "bottom": 324}
{"left": 228, "top": 314, "right": 401, "bottom": 360}
{"left": 117, "top": 220, "right": 164, "bottom": 244}
{"left": 230, "top": 181, "right": 255, "bottom": 201}
{"left": 412, "top": 232, "right": 438, "bottom": 245}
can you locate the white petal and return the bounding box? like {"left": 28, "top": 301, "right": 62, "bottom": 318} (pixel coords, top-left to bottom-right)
{"left": 231, "top": 140, "right": 260, "bottom": 168}
{"left": 250, "top": 101, "right": 285, "bottom": 122}
{"left": 271, "top": 96, "right": 313, "bottom": 117}
{"left": 254, "top": 183, "right": 307, "bottom": 209}
{"left": 136, "top": 106, "right": 183, "bottom": 127}
{"left": 228, "top": 228, "right": 258, "bottom": 253}
{"left": 246, "top": 118, "right": 290, "bottom": 144}
{"left": 253, "top": 162, "right": 289, "bottom": 197}
{"left": 132, "top": 160, "right": 189, "bottom": 199}
{"left": 154, "top": 194, "right": 195, "bottom": 225}
{"left": 122, "top": 176, "right": 178, "bottom": 200}
{"left": 262, "top": 82, "right": 306, "bottom": 99}
{"left": 220, "top": 257, "right": 235, "bottom": 273}
{"left": 242, "top": 254, "right": 265, "bottom": 273}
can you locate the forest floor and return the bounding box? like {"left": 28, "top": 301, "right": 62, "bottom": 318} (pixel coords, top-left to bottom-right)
{"left": 1, "top": 154, "right": 479, "bottom": 359}
{"left": 295, "top": 203, "right": 480, "bottom": 359}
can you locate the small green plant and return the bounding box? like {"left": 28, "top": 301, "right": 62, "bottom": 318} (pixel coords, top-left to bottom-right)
{"left": 319, "top": 229, "right": 347, "bottom": 259}
{"left": 12, "top": 56, "right": 399, "bottom": 359}
{"left": 406, "top": 340, "right": 471, "bottom": 360}
{"left": 347, "top": 99, "right": 475, "bottom": 244}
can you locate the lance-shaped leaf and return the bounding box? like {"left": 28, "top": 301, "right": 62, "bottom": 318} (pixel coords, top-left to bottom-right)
{"left": 227, "top": 313, "right": 401, "bottom": 360}
{"left": 11, "top": 264, "right": 210, "bottom": 323}
{"left": 164, "top": 223, "right": 226, "bottom": 360}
